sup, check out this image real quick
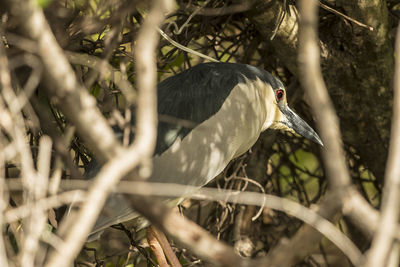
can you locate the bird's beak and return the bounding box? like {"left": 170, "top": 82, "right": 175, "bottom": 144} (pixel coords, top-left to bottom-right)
{"left": 280, "top": 106, "right": 323, "bottom": 146}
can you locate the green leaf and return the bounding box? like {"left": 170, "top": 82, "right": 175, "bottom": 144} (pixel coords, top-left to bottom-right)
{"left": 37, "top": 0, "right": 53, "bottom": 8}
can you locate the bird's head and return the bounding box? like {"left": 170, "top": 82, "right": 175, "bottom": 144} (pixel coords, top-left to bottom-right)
{"left": 268, "top": 83, "right": 323, "bottom": 146}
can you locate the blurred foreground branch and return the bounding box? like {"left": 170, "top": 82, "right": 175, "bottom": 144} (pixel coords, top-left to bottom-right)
{"left": 363, "top": 22, "right": 400, "bottom": 267}
{"left": 43, "top": 0, "right": 172, "bottom": 266}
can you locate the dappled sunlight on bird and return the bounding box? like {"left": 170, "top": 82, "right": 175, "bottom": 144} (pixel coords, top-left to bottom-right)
{"left": 87, "top": 62, "right": 323, "bottom": 240}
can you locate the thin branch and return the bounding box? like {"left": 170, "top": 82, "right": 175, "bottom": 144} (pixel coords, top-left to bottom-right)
{"left": 0, "top": 150, "right": 9, "bottom": 267}
{"left": 363, "top": 23, "right": 400, "bottom": 267}
{"left": 173, "top": 0, "right": 211, "bottom": 35}
{"left": 341, "top": 190, "right": 379, "bottom": 239}
{"left": 4, "top": 190, "right": 86, "bottom": 223}
{"left": 270, "top": 0, "right": 288, "bottom": 40}
{"left": 298, "top": 0, "right": 351, "bottom": 190}
{"left": 265, "top": 189, "right": 341, "bottom": 265}
{"left": 134, "top": 1, "right": 173, "bottom": 161}
{"left": 319, "top": 1, "right": 373, "bottom": 31}
{"left": 148, "top": 226, "right": 182, "bottom": 267}
{"left": 36, "top": 136, "right": 52, "bottom": 195}
{"left": 158, "top": 28, "right": 219, "bottom": 63}
{"left": 20, "top": 136, "right": 52, "bottom": 267}
{"left": 147, "top": 227, "right": 170, "bottom": 267}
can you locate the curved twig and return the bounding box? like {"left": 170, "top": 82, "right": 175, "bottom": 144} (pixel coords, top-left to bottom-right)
{"left": 7, "top": 178, "right": 362, "bottom": 265}
{"left": 158, "top": 28, "right": 219, "bottom": 63}
{"left": 319, "top": 1, "right": 373, "bottom": 31}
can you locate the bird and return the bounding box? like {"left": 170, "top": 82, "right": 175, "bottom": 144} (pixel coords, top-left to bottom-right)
{"left": 87, "top": 62, "right": 323, "bottom": 239}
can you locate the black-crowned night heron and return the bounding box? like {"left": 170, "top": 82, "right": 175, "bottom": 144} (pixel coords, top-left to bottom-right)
{"left": 88, "top": 62, "right": 323, "bottom": 238}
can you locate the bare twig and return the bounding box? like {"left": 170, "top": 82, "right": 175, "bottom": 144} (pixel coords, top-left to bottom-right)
{"left": 230, "top": 176, "right": 265, "bottom": 221}
{"left": 158, "top": 28, "right": 219, "bottom": 63}
{"left": 158, "top": 114, "right": 199, "bottom": 129}
{"left": 134, "top": 0, "right": 174, "bottom": 169}
{"left": 265, "top": 190, "right": 341, "bottom": 265}
{"left": 20, "top": 136, "right": 52, "bottom": 267}
{"left": 173, "top": 0, "right": 211, "bottom": 34}
{"left": 388, "top": 242, "right": 400, "bottom": 267}
{"left": 270, "top": 0, "right": 289, "bottom": 40}
{"left": 4, "top": 190, "right": 86, "bottom": 223}
{"left": 319, "top": 1, "right": 373, "bottom": 31}
{"left": 0, "top": 152, "right": 9, "bottom": 267}
{"left": 36, "top": 136, "right": 52, "bottom": 196}
{"left": 363, "top": 23, "right": 400, "bottom": 267}
{"left": 148, "top": 226, "right": 182, "bottom": 267}
{"left": 147, "top": 227, "right": 170, "bottom": 267}
{"left": 341, "top": 190, "right": 379, "bottom": 239}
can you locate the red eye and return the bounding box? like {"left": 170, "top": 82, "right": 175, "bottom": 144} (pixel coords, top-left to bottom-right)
{"left": 275, "top": 89, "right": 284, "bottom": 101}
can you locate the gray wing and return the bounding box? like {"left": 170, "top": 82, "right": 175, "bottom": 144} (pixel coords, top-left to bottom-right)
{"left": 155, "top": 62, "right": 276, "bottom": 155}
